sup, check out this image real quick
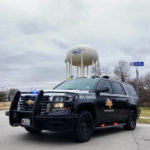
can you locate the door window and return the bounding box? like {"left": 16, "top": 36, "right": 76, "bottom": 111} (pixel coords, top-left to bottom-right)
{"left": 98, "top": 80, "right": 112, "bottom": 93}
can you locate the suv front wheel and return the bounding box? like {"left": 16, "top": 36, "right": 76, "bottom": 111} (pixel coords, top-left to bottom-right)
{"left": 74, "top": 111, "right": 94, "bottom": 142}
{"left": 124, "top": 110, "right": 137, "bottom": 130}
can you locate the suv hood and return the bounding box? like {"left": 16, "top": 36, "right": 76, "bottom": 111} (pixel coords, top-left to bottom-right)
{"left": 44, "top": 89, "right": 89, "bottom": 94}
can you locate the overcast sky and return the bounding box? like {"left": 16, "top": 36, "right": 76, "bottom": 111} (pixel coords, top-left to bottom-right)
{"left": 0, "top": 0, "right": 150, "bottom": 90}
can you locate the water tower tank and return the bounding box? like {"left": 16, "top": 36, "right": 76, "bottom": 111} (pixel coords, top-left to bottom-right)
{"left": 66, "top": 45, "right": 98, "bottom": 66}
{"left": 65, "top": 45, "right": 99, "bottom": 78}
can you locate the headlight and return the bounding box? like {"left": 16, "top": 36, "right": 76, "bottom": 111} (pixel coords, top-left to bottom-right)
{"left": 53, "top": 102, "right": 64, "bottom": 109}
{"left": 52, "top": 96, "right": 74, "bottom": 111}
{"left": 52, "top": 96, "right": 73, "bottom": 102}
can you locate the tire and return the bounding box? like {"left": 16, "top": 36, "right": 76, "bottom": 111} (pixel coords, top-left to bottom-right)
{"left": 124, "top": 110, "right": 137, "bottom": 130}
{"left": 25, "top": 127, "right": 41, "bottom": 134}
{"left": 74, "top": 111, "right": 94, "bottom": 142}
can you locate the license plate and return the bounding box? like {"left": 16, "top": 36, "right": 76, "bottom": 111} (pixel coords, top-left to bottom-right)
{"left": 21, "top": 118, "right": 30, "bottom": 126}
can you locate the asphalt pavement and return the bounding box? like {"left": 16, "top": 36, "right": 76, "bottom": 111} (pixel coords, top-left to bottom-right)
{"left": 0, "top": 110, "right": 150, "bottom": 150}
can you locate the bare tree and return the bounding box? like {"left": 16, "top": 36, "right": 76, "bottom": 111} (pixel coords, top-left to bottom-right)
{"left": 101, "top": 65, "right": 111, "bottom": 75}
{"left": 0, "top": 91, "right": 7, "bottom": 102}
{"left": 144, "top": 72, "right": 150, "bottom": 90}
{"left": 8, "top": 89, "right": 18, "bottom": 101}
{"left": 128, "top": 74, "right": 150, "bottom": 107}
{"left": 113, "top": 60, "right": 130, "bottom": 82}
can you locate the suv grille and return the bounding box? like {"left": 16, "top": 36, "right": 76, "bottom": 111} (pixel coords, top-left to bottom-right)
{"left": 19, "top": 95, "right": 50, "bottom": 112}
{"left": 40, "top": 95, "right": 50, "bottom": 112}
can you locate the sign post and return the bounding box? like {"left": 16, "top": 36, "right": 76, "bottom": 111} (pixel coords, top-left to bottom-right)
{"left": 130, "top": 62, "right": 144, "bottom": 97}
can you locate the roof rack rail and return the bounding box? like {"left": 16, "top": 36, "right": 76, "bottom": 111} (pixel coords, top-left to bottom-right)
{"left": 91, "top": 75, "right": 101, "bottom": 78}
{"left": 75, "top": 77, "right": 87, "bottom": 79}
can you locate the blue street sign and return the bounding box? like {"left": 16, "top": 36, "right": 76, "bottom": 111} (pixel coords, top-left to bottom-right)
{"left": 133, "top": 62, "right": 144, "bottom": 66}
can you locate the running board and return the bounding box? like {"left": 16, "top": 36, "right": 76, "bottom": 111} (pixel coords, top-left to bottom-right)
{"left": 95, "top": 123, "right": 126, "bottom": 129}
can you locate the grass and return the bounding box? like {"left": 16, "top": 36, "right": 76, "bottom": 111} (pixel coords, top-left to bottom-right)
{"left": 0, "top": 102, "right": 11, "bottom": 110}
{"left": 137, "top": 118, "right": 150, "bottom": 124}
{"left": 140, "top": 107, "right": 150, "bottom": 117}
{"left": 137, "top": 107, "right": 150, "bottom": 124}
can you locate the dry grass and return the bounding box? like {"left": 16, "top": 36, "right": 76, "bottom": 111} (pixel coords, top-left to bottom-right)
{"left": 138, "top": 118, "right": 150, "bottom": 124}
{"left": 140, "top": 107, "right": 150, "bottom": 117}
{"left": 0, "top": 102, "right": 11, "bottom": 110}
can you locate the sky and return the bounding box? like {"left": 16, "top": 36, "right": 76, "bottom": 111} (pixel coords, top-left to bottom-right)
{"left": 0, "top": 0, "right": 150, "bottom": 90}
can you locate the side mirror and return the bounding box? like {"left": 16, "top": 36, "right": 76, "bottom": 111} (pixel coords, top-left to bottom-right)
{"left": 96, "top": 87, "right": 109, "bottom": 94}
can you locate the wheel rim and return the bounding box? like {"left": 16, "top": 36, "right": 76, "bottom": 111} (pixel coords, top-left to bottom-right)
{"left": 80, "top": 118, "right": 91, "bottom": 138}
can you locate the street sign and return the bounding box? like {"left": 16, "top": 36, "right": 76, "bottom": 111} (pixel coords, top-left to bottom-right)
{"left": 130, "top": 62, "right": 144, "bottom": 66}
{"left": 133, "top": 62, "right": 144, "bottom": 66}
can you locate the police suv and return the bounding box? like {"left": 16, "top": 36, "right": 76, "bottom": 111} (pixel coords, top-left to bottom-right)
{"left": 6, "top": 76, "right": 140, "bottom": 142}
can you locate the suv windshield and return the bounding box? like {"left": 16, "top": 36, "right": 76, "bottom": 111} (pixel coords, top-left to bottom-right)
{"left": 54, "top": 78, "right": 99, "bottom": 91}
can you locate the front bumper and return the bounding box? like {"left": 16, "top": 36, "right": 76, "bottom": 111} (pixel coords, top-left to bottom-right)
{"left": 7, "top": 110, "right": 78, "bottom": 132}
{"left": 36, "top": 114, "right": 78, "bottom": 132}
{"left": 7, "top": 90, "right": 79, "bottom": 132}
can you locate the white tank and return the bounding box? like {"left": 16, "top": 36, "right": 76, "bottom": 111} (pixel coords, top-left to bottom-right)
{"left": 65, "top": 45, "right": 99, "bottom": 79}
{"left": 66, "top": 45, "right": 98, "bottom": 67}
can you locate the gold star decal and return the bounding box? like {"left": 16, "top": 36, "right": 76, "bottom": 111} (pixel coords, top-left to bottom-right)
{"left": 106, "top": 98, "right": 113, "bottom": 109}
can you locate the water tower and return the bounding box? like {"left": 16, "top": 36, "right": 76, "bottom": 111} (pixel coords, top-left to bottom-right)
{"left": 65, "top": 45, "right": 99, "bottom": 79}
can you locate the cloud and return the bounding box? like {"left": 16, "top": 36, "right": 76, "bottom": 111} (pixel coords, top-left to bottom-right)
{"left": 0, "top": 0, "right": 150, "bottom": 90}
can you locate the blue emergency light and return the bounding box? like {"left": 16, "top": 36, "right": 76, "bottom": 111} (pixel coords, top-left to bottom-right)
{"left": 32, "top": 91, "right": 38, "bottom": 94}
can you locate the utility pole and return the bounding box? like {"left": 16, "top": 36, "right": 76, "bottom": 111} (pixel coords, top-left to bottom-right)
{"left": 130, "top": 61, "right": 144, "bottom": 97}
{"left": 136, "top": 68, "right": 139, "bottom": 97}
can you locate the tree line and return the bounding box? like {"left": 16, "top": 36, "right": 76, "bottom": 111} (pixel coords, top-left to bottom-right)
{"left": 0, "top": 89, "right": 18, "bottom": 102}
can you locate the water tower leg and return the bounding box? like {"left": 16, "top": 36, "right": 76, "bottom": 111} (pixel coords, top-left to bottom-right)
{"left": 70, "top": 55, "right": 72, "bottom": 77}
{"left": 66, "top": 61, "right": 68, "bottom": 80}
{"left": 80, "top": 52, "right": 84, "bottom": 77}
{"left": 92, "top": 59, "right": 94, "bottom": 76}
{"left": 87, "top": 66, "right": 88, "bottom": 77}
{"left": 69, "top": 63, "right": 71, "bottom": 79}
{"left": 83, "top": 67, "right": 85, "bottom": 77}
{"left": 77, "top": 66, "right": 79, "bottom": 77}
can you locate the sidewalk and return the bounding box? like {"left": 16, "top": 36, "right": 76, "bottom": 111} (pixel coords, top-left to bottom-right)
{"left": 140, "top": 116, "right": 150, "bottom": 119}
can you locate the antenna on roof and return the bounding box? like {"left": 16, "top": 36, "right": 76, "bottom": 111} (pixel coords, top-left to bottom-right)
{"left": 102, "top": 75, "right": 109, "bottom": 79}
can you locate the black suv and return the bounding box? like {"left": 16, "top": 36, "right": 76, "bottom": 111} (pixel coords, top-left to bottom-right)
{"left": 6, "top": 76, "right": 140, "bottom": 142}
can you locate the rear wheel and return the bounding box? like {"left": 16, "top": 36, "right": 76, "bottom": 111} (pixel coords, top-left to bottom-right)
{"left": 124, "top": 110, "right": 137, "bottom": 130}
{"left": 74, "top": 111, "right": 94, "bottom": 142}
{"left": 25, "top": 127, "right": 41, "bottom": 134}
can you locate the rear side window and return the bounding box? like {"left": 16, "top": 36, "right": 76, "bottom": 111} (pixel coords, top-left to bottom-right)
{"left": 111, "top": 82, "right": 126, "bottom": 95}
{"left": 124, "top": 83, "right": 137, "bottom": 97}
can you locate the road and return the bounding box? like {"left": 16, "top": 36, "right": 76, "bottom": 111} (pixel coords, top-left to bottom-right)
{"left": 0, "top": 110, "right": 150, "bottom": 150}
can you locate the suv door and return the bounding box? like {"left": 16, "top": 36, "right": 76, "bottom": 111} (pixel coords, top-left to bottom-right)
{"left": 110, "top": 81, "right": 128, "bottom": 122}
{"left": 96, "top": 80, "right": 115, "bottom": 123}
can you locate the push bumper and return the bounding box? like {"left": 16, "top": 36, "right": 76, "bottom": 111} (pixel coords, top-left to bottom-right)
{"left": 8, "top": 110, "right": 78, "bottom": 132}
{"left": 6, "top": 90, "right": 79, "bottom": 132}
{"left": 36, "top": 114, "right": 78, "bottom": 132}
